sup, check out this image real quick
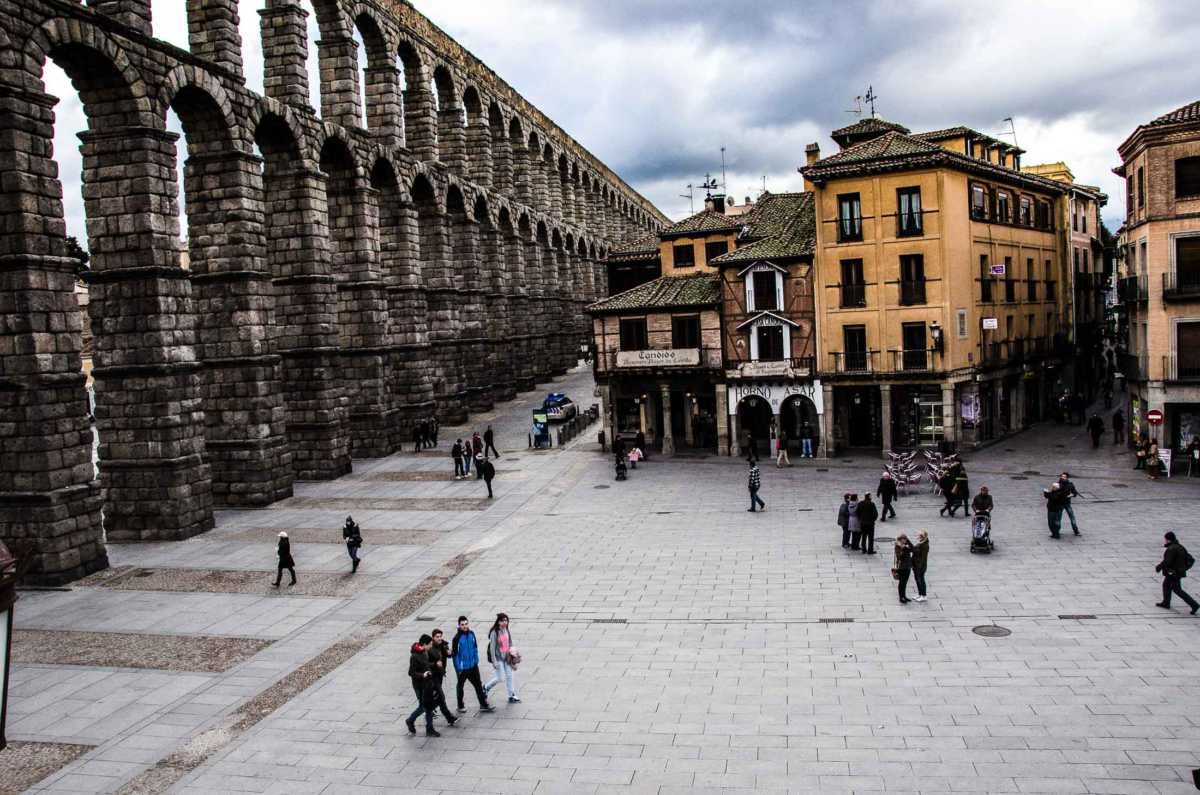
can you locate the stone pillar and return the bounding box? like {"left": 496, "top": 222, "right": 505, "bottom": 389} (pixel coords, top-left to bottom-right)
{"left": 491, "top": 126, "right": 512, "bottom": 195}
{"left": 87, "top": 0, "right": 152, "bottom": 36}
{"left": 80, "top": 127, "right": 213, "bottom": 542}
{"left": 683, "top": 394, "right": 695, "bottom": 447}
{"left": 716, "top": 384, "right": 730, "bottom": 455}
{"left": 943, "top": 382, "right": 957, "bottom": 444}
{"left": 507, "top": 231, "right": 533, "bottom": 392}
{"left": 260, "top": 1, "right": 311, "bottom": 109}
{"left": 364, "top": 65, "right": 403, "bottom": 148}
{"left": 438, "top": 105, "right": 467, "bottom": 173}
{"left": 0, "top": 87, "right": 106, "bottom": 584}
{"left": 551, "top": 245, "right": 570, "bottom": 375}
{"left": 661, "top": 385, "right": 675, "bottom": 456}
{"left": 265, "top": 163, "right": 351, "bottom": 479}
{"left": 559, "top": 171, "right": 574, "bottom": 224}
{"left": 480, "top": 223, "right": 510, "bottom": 402}
{"left": 522, "top": 234, "right": 547, "bottom": 385}
{"left": 456, "top": 216, "right": 491, "bottom": 413}
{"left": 879, "top": 383, "right": 893, "bottom": 456}
{"left": 531, "top": 148, "right": 550, "bottom": 213}
{"left": 513, "top": 141, "right": 534, "bottom": 206}
{"left": 185, "top": 150, "right": 292, "bottom": 506}
{"left": 426, "top": 211, "right": 466, "bottom": 422}
{"left": 316, "top": 35, "right": 363, "bottom": 129}
{"left": 187, "top": 0, "right": 243, "bottom": 76}
{"left": 821, "top": 382, "right": 835, "bottom": 458}
{"left": 467, "top": 118, "right": 493, "bottom": 188}
{"left": 402, "top": 80, "right": 437, "bottom": 161}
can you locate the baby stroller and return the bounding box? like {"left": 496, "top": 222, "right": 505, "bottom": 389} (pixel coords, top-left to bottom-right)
{"left": 614, "top": 454, "right": 628, "bottom": 481}
{"left": 970, "top": 510, "right": 994, "bottom": 553}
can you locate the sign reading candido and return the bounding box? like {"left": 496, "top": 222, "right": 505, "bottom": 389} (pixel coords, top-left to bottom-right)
{"left": 615, "top": 348, "right": 700, "bottom": 368}
{"left": 1147, "top": 408, "right": 1164, "bottom": 425}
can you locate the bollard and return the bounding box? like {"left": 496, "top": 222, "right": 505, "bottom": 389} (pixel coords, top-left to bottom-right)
{"left": 598, "top": 429, "right": 606, "bottom": 452}
{"left": 556, "top": 429, "right": 563, "bottom": 446}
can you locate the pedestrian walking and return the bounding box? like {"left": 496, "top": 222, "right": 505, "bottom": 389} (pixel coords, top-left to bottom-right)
{"left": 876, "top": 471, "right": 897, "bottom": 521}
{"left": 893, "top": 534, "right": 914, "bottom": 604}
{"left": 451, "top": 439, "right": 465, "bottom": 479}
{"left": 481, "top": 457, "right": 496, "bottom": 498}
{"left": 856, "top": 493, "right": 878, "bottom": 554}
{"left": 429, "top": 417, "right": 439, "bottom": 448}
{"left": 413, "top": 421, "right": 425, "bottom": 453}
{"left": 405, "top": 634, "right": 446, "bottom": 737}
{"left": 938, "top": 468, "right": 956, "bottom": 517}
{"left": 1104, "top": 388, "right": 1113, "bottom": 409}
{"left": 1043, "top": 482, "right": 1067, "bottom": 538}
{"left": 272, "top": 531, "right": 296, "bottom": 587}
{"left": 1112, "top": 409, "right": 1125, "bottom": 445}
{"left": 800, "top": 419, "right": 815, "bottom": 458}
{"left": 426, "top": 628, "right": 458, "bottom": 725}
{"left": 847, "top": 493, "right": 861, "bottom": 549}
{"left": 342, "top": 515, "right": 362, "bottom": 573}
{"left": 1087, "top": 414, "right": 1104, "bottom": 448}
{"left": 1147, "top": 438, "right": 1162, "bottom": 480}
{"left": 1058, "top": 472, "right": 1081, "bottom": 535}
{"left": 747, "top": 460, "right": 766, "bottom": 512}
{"left": 474, "top": 451, "right": 485, "bottom": 480}
{"left": 462, "top": 440, "right": 473, "bottom": 477}
{"left": 951, "top": 464, "right": 969, "bottom": 518}
{"left": 484, "top": 424, "right": 500, "bottom": 459}
{"left": 837, "top": 493, "right": 852, "bottom": 547}
{"left": 1188, "top": 436, "right": 1200, "bottom": 478}
{"left": 776, "top": 428, "right": 791, "bottom": 467}
{"left": 1155, "top": 532, "right": 1198, "bottom": 614}
{"left": 483, "top": 613, "right": 521, "bottom": 703}
{"left": 452, "top": 616, "right": 495, "bottom": 713}
{"left": 912, "top": 530, "right": 930, "bottom": 601}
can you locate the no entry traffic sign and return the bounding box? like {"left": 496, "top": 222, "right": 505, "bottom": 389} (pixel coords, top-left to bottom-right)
{"left": 1147, "top": 409, "right": 1164, "bottom": 425}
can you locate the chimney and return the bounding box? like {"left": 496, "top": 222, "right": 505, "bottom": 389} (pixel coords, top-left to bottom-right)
{"left": 704, "top": 194, "right": 726, "bottom": 214}
{"left": 744, "top": 196, "right": 751, "bottom": 205}
{"left": 805, "top": 142, "right": 820, "bottom": 165}
{"left": 703, "top": 196, "right": 715, "bottom": 213}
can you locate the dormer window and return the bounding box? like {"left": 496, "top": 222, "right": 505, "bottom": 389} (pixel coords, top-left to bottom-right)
{"left": 744, "top": 262, "right": 785, "bottom": 312}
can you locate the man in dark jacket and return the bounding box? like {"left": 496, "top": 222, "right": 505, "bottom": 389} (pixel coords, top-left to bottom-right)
{"left": 1155, "top": 531, "right": 1198, "bottom": 613}
{"left": 856, "top": 493, "right": 879, "bottom": 554}
{"left": 406, "top": 635, "right": 440, "bottom": 736}
{"left": 748, "top": 461, "right": 765, "bottom": 512}
{"left": 838, "top": 493, "right": 851, "bottom": 547}
{"left": 876, "top": 472, "right": 897, "bottom": 521}
{"left": 342, "top": 515, "right": 362, "bottom": 573}
{"left": 483, "top": 424, "right": 500, "bottom": 459}
{"left": 1058, "top": 472, "right": 1081, "bottom": 536}
{"left": 452, "top": 616, "right": 494, "bottom": 713}
{"left": 1112, "top": 410, "right": 1125, "bottom": 445}
{"left": 451, "top": 439, "right": 464, "bottom": 479}
{"left": 426, "top": 629, "right": 457, "bottom": 726}
{"left": 1087, "top": 414, "right": 1104, "bottom": 448}
{"left": 481, "top": 458, "right": 496, "bottom": 498}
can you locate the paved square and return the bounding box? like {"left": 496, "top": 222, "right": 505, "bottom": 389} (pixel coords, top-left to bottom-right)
{"left": 8, "top": 368, "right": 1200, "bottom": 793}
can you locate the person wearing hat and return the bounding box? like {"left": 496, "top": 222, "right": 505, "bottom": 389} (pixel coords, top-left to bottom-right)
{"left": 876, "top": 471, "right": 897, "bottom": 522}
{"left": 1155, "top": 532, "right": 1198, "bottom": 613}
{"left": 342, "top": 516, "right": 363, "bottom": 573}
{"left": 273, "top": 531, "right": 296, "bottom": 588}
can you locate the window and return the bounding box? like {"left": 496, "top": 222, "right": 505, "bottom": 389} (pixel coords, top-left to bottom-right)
{"left": 1178, "top": 237, "right": 1200, "bottom": 289}
{"left": 1035, "top": 201, "right": 1051, "bottom": 229}
{"left": 897, "top": 187, "right": 922, "bottom": 236}
{"left": 673, "top": 243, "right": 695, "bottom": 267}
{"left": 619, "top": 317, "right": 648, "bottom": 351}
{"left": 971, "top": 184, "right": 988, "bottom": 220}
{"left": 704, "top": 240, "right": 729, "bottom": 263}
{"left": 901, "top": 322, "right": 927, "bottom": 370}
{"left": 1072, "top": 204, "right": 1079, "bottom": 232}
{"left": 1026, "top": 257, "right": 1037, "bottom": 300}
{"left": 1020, "top": 196, "right": 1032, "bottom": 226}
{"left": 756, "top": 325, "right": 785, "bottom": 361}
{"left": 1177, "top": 157, "right": 1200, "bottom": 199}
{"left": 1082, "top": 208, "right": 1087, "bottom": 233}
{"left": 671, "top": 315, "right": 700, "bottom": 349}
{"left": 843, "top": 325, "right": 867, "bottom": 371}
{"left": 980, "top": 254, "right": 993, "bottom": 303}
{"left": 1127, "top": 175, "right": 1135, "bottom": 216}
{"left": 1179, "top": 322, "right": 1200, "bottom": 379}
{"left": 837, "top": 193, "right": 862, "bottom": 241}
{"left": 1045, "top": 258, "right": 1057, "bottom": 301}
{"left": 1004, "top": 256, "right": 1015, "bottom": 302}
{"left": 1082, "top": 250, "right": 1089, "bottom": 272}
{"left": 899, "top": 254, "right": 926, "bottom": 305}
{"left": 1137, "top": 166, "right": 1145, "bottom": 208}
{"left": 752, "top": 270, "right": 778, "bottom": 311}
{"left": 1073, "top": 248, "right": 1079, "bottom": 271}
{"left": 1005, "top": 315, "right": 1014, "bottom": 340}
{"left": 996, "top": 191, "right": 1011, "bottom": 223}
{"left": 840, "top": 258, "right": 865, "bottom": 307}
{"left": 956, "top": 309, "right": 968, "bottom": 339}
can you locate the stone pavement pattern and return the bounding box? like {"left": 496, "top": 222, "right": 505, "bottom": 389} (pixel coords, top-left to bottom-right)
{"left": 7, "top": 369, "right": 1200, "bottom": 793}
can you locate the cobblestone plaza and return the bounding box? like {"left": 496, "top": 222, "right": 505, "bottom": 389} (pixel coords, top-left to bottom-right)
{"left": 4, "top": 366, "right": 1200, "bottom": 793}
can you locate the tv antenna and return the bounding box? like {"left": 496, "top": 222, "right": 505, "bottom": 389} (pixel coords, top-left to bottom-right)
{"left": 699, "top": 173, "right": 719, "bottom": 196}
{"left": 679, "top": 183, "right": 695, "bottom": 214}
{"left": 720, "top": 146, "right": 728, "bottom": 194}
{"left": 845, "top": 95, "right": 862, "bottom": 117}
{"left": 863, "top": 85, "right": 879, "bottom": 118}
{"left": 999, "top": 116, "right": 1018, "bottom": 148}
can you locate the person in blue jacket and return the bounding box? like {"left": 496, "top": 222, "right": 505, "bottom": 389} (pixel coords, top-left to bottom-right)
{"left": 451, "top": 615, "right": 494, "bottom": 713}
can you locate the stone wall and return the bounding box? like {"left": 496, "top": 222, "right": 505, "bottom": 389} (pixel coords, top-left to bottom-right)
{"left": 0, "top": 0, "right": 667, "bottom": 584}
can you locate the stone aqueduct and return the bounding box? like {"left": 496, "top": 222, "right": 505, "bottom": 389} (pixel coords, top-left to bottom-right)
{"left": 0, "top": 0, "right": 667, "bottom": 584}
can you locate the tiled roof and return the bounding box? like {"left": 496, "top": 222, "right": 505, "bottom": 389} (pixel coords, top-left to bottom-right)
{"left": 831, "top": 117, "right": 910, "bottom": 145}
{"left": 608, "top": 232, "right": 660, "bottom": 262}
{"left": 1147, "top": 99, "right": 1200, "bottom": 127}
{"left": 587, "top": 273, "right": 719, "bottom": 314}
{"left": 710, "top": 192, "right": 815, "bottom": 264}
{"left": 802, "top": 131, "right": 1067, "bottom": 194}
{"left": 660, "top": 209, "right": 743, "bottom": 237}
{"left": 913, "top": 126, "right": 1023, "bottom": 153}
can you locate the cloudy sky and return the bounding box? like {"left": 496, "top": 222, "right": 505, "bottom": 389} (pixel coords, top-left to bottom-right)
{"left": 43, "top": 0, "right": 1200, "bottom": 247}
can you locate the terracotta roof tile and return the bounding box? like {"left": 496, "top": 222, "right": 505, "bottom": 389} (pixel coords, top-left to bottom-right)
{"left": 1147, "top": 99, "right": 1200, "bottom": 127}
{"left": 608, "top": 232, "right": 660, "bottom": 261}
{"left": 587, "top": 273, "right": 719, "bottom": 314}
{"left": 660, "top": 209, "right": 742, "bottom": 237}
{"left": 710, "top": 192, "right": 815, "bottom": 263}
{"left": 831, "top": 117, "right": 910, "bottom": 144}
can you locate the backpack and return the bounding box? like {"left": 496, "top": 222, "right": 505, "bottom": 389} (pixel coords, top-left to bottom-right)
{"left": 1185, "top": 550, "right": 1196, "bottom": 573}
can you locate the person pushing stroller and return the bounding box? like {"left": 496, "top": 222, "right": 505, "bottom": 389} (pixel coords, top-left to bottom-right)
{"left": 969, "top": 485, "right": 994, "bottom": 553}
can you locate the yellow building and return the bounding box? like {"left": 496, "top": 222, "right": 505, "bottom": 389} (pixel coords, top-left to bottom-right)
{"left": 800, "top": 117, "right": 1073, "bottom": 454}
{"left": 1113, "top": 99, "right": 1200, "bottom": 455}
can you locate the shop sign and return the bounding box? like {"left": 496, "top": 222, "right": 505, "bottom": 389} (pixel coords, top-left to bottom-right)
{"left": 728, "top": 380, "right": 824, "bottom": 416}
{"left": 616, "top": 348, "right": 699, "bottom": 368}
{"left": 982, "top": 317, "right": 999, "bottom": 330}
{"left": 730, "top": 360, "right": 794, "bottom": 378}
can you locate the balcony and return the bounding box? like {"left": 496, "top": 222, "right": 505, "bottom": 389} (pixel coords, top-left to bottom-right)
{"left": 890, "top": 348, "right": 933, "bottom": 372}
{"left": 839, "top": 283, "right": 866, "bottom": 308}
{"left": 898, "top": 280, "right": 926, "bottom": 306}
{"left": 1120, "top": 275, "right": 1148, "bottom": 304}
{"left": 726, "top": 356, "right": 816, "bottom": 379}
{"left": 830, "top": 350, "right": 878, "bottom": 374}
{"left": 1163, "top": 272, "right": 1200, "bottom": 302}
{"left": 1164, "top": 353, "right": 1200, "bottom": 382}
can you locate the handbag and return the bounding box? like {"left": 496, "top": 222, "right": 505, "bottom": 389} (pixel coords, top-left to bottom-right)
{"left": 505, "top": 649, "right": 522, "bottom": 668}
{"left": 891, "top": 568, "right": 899, "bottom": 580}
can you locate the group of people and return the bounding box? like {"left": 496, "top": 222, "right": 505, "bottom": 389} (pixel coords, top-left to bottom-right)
{"left": 411, "top": 417, "right": 440, "bottom": 452}
{"left": 451, "top": 426, "right": 501, "bottom": 497}
{"left": 836, "top": 492, "right": 879, "bottom": 553}
{"left": 772, "top": 419, "right": 819, "bottom": 466}
{"left": 407, "top": 613, "right": 522, "bottom": 737}
{"left": 1042, "top": 472, "right": 1082, "bottom": 537}
{"left": 271, "top": 515, "right": 366, "bottom": 586}
{"left": 613, "top": 431, "right": 647, "bottom": 481}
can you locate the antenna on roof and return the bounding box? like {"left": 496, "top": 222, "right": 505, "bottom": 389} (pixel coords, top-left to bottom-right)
{"left": 1000, "top": 116, "right": 1018, "bottom": 148}
{"left": 699, "top": 173, "right": 719, "bottom": 196}
{"left": 679, "top": 183, "right": 695, "bottom": 214}
{"left": 720, "top": 146, "right": 727, "bottom": 194}
{"left": 864, "top": 85, "right": 879, "bottom": 118}
{"left": 845, "top": 95, "right": 863, "bottom": 116}
{"left": 760, "top": 175, "right": 768, "bottom": 195}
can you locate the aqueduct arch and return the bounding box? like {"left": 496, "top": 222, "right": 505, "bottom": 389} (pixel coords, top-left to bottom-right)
{"left": 0, "top": 0, "right": 666, "bottom": 584}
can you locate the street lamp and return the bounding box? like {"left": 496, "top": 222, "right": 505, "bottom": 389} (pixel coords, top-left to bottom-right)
{"left": 0, "top": 541, "right": 18, "bottom": 751}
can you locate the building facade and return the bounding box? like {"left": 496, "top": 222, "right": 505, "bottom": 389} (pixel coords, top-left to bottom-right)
{"left": 1113, "top": 99, "right": 1200, "bottom": 453}
{"left": 801, "top": 117, "right": 1073, "bottom": 455}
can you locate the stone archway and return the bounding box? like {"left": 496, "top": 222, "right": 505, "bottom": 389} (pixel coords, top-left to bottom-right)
{"left": 781, "top": 394, "right": 819, "bottom": 457}
{"left": 736, "top": 395, "right": 774, "bottom": 458}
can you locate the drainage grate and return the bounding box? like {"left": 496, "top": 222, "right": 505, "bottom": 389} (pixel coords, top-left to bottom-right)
{"left": 972, "top": 625, "right": 1011, "bottom": 637}
{"left": 591, "top": 618, "right": 627, "bottom": 624}
{"left": 593, "top": 485, "right": 610, "bottom": 489}
{"left": 654, "top": 511, "right": 673, "bottom": 515}
{"left": 1058, "top": 614, "right": 1097, "bottom": 620}
{"left": 415, "top": 615, "right": 436, "bottom": 621}
{"left": 819, "top": 617, "right": 854, "bottom": 623}
{"left": 875, "top": 537, "right": 894, "bottom": 544}
{"left": 1011, "top": 476, "right": 1028, "bottom": 480}
{"left": 1111, "top": 483, "right": 1127, "bottom": 488}
{"left": 1004, "top": 448, "right": 1015, "bottom": 452}
{"left": 797, "top": 508, "right": 813, "bottom": 512}
{"left": 816, "top": 468, "right": 829, "bottom": 472}
{"left": 1022, "top": 470, "right": 1042, "bottom": 476}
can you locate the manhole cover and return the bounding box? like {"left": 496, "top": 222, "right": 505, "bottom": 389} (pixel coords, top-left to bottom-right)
{"left": 593, "top": 485, "right": 610, "bottom": 489}
{"left": 875, "top": 537, "right": 895, "bottom": 543}
{"left": 1011, "top": 475, "right": 1028, "bottom": 480}
{"left": 973, "top": 625, "right": 1011, "bottom": 637}
{"left": 1022, "top": 470, "right": 1041, "bottom": 476}
{"left": 654, "top": 511, "right": 673, "bottom": 515}
{"left": 797, "top": 508, "right": 813, "bottom": 512}
{"left": 816, "top": 468, "right": 829, "bottom": 472}
{"left": 1111, "top": 483, "right": 1127, "bottom": 488}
